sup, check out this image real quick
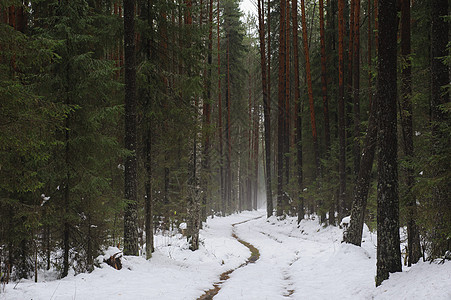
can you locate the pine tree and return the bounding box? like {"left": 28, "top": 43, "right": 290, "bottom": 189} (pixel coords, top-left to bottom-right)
{"left": 123, "top": 0, "right": 139, "bottom": 256}
{"left": 399, "top": 0, "right": 421, "bottom": 266}
{"left": 337, "top": 0, "right": 347, "bottom": 221}
{"left": 375, "top": 0, "right": 402, "bottom": 286}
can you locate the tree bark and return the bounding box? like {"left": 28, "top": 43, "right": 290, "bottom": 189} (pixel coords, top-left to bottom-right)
{"left": 400, "top": 0, "right": 420, "bottom": 266}
{"left": 375, "top": 0, "right": 401, "bottom": 286}
{"left": 338, "top": 0, "right": 347, "bottom": 221}
{"left": 145, "top": 127, "right": 154, "bottom": 259}
{"left": 301, "top": 0, "right": 320, "bottom": 178}
{"left": 368, "top": 0, "right": 373, "bottom": 110}
{"left": 226, "top": 31, "right": 232, "bottom": 212}
{"left": 292, "top": 0, "right": 304, "bottom": 222}
{"left": 201, "top": 0, "right": 214, "bottom": 223}
{"left": 353, "top": 0, "right": 361, "bottom": 178}
{"left": 319, "top": 0, "right": 330, "bottom": 154}
{"left": 257, "top": 0, "right": 273, "bottom": 217}
{"left": 429, "top": 0, "right": 449, "bottom": 259}
{"left": 123, "top": 0, "right": 139, "bottom": 256}
{"left": 277, "top": 0, "right": 286, "bottom": 216}
{"left": 343, "top": 93, "right": 377, "bottom": 246}
{"left": 253, "top": 98, "right": 259, "bottom": 209}
{"left": 284, "top": 0, "right": 291, "bottom": 186}
{"left": 217, "top": 0, "right": 224, "bottom": 215}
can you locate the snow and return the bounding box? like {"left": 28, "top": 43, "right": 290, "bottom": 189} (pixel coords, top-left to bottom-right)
{"left": 340, "top": 215, "right": 351, "bottom": 227}
{"left": 1, "top": 210, "right": 450, "bottom": 300}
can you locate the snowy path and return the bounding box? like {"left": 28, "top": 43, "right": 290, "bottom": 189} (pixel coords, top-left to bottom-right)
{"left": 198, "top": 215, "right": 263, "bottom": 299}
{"left": 2, "top": 210, "right": 450, "bottom": 300}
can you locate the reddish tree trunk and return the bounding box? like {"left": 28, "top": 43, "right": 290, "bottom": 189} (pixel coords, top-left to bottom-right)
{"left": 301, "top": 0, "right": 320, "bottom": 178}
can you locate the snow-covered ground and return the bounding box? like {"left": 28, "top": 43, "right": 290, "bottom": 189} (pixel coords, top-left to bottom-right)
{"left": 1, "top": 210, "right": 450, "bottom": 299}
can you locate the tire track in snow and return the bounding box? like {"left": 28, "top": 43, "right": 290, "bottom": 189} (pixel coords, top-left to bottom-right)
{"left": 197, "top": 215, "right": 264, "bottom": 300}
{"left": 283, "top": 251, "right": 301, "bottom": 297}
{"left": 255, "top": 226, "right": 302, "bottom": 298}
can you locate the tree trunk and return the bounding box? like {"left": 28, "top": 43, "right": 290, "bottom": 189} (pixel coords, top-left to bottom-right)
{"left": 301, "top": 0, "right": 320, "bottom": 178}
{"left": 284, "top": 0, "right": 291, "bottom": 186}
{"left": 201, "top": 0, "right": 214, "bottom": 223}
{"left": 257, "top": 0, "right": 272, "bottom": 217}
{"left": 368, "top": 0, "right": 373, "bottom": 110}
{"left": 123, "top": 0, "right": 139, "bottom": 256}
{"left": 430, "top": 0, "right": 449, "bottom": 259}
{"left": 266, "top": 0, "right": 273, "bottom": 217}
{"left": 217, "top": 0, "right": 224, "bottom": 215}
{"left": 62, "top": 55, "right": 72, "bottom": 278}
{"left": 248, "top": 67, "right": 253, "bottom": 210}
{"left": 327, "top": 0, "right": 337, "bottom": 226}
{"left": 145, "top": 127, "right": 154, "bottom": 259}
{"left": 352, "top": 0, "right": 361, "bottom": 178}
{"left": 319, "top": 0, "right": 330, "bottom": 154}
{"left": 400, "top": 0, "right": 420, "bottom": 266}
{"left": 253, "top": 99, "right": 259, "bottom": 210}
{"left": 337, "top": 0, "right": 347, "bottom": 221}
{"left": 346, "top": 0, "right": 355, "bottom": 172}
{"left": 277, "top": 0, "right": 286, "bottom": 216}
{"left": 292, "top": 0, "right": 304, "bottom": 222}
{"left": 226, "top": 32, "right": 232, "bottom": 212}
{"left": 343, "top": 93, "right": 377, "bottom": 246}
{"left": 375, "top": 0, "right": 401, "bottom": 287}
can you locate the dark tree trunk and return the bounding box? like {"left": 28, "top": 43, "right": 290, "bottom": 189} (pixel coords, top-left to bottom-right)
{"left": 301, "top": 0, "right": 320, "bottom": 179}
{"left": 327, "top": 0, "right": 337, "bottom": 226}
{"left": 253, "top": 99, "right": 259, "bottom": 210}
{"left": 217, "top": 0, "right": 224, "bottom": 215}
{"left": 277, "top": 0, "right": 286, "bottom": 216}
{"left": 123, "top": 0, "right": 139, "bottom": 256}
{"left": 257, "top": 0, "right": 271, "bottom": 215}
{"left": 202, "top": 0, "right": 213, "bottom": 222}
{"left": 248, "top": 72, "right": 253, "bottom": 210}
{"left": 226, "top": 33, "right": 232, "bottom": 212}
{"left": 346, "top": 0, "right": 355, "bottom": 173}
{"left": 145, "top": 127, "right": 154, "bottom": 259}
{"left": 375, "top": 0, "right": 401, "bottom": 286}
{"left": 184, "top": 0, "right": 200, "bottom": 251}
{"left": 337, "top": 0, "right": 347, "bottom": 221}
{"left": 353, "top": 0, "right": 361, "bottom": 178}
{"left": 319, "top": 0, "right": 330, "bottom": 154}
{"left": 87, "top": 214, "right": 93, "bottom": 271}
{"left": 368, "top": 0, "right": 373, "bottom": 110}
{"left": 292, "top": 0, "right": 304, "bottom": 222}
{"left": 400, "top": 0, "right": 420, "bottom": 266}
{"left": 284, "top": 0, "right": 291, "bottom": 186}
{"left": 45, "top": 224, "right": 50, "bottom": 270}
{"left": 343, "top": 94, "right": 377, "bottom": 246}
{"left": 258, "top": 0, "right": 273, "bottom": 217}
{"left": 430, "top": 0, "right": 449, "bottom": 259}
{"left": 62, "top": 60, "right": 72, "bottom": 278}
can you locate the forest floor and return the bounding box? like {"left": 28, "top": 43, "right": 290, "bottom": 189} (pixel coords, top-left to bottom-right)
{"left": 1, "top": 210, "right": 450, "bottom": 299}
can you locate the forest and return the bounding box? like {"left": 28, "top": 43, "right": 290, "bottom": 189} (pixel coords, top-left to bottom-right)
{"left": 0, "top": 0, "right": 449, "bottom": 296}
